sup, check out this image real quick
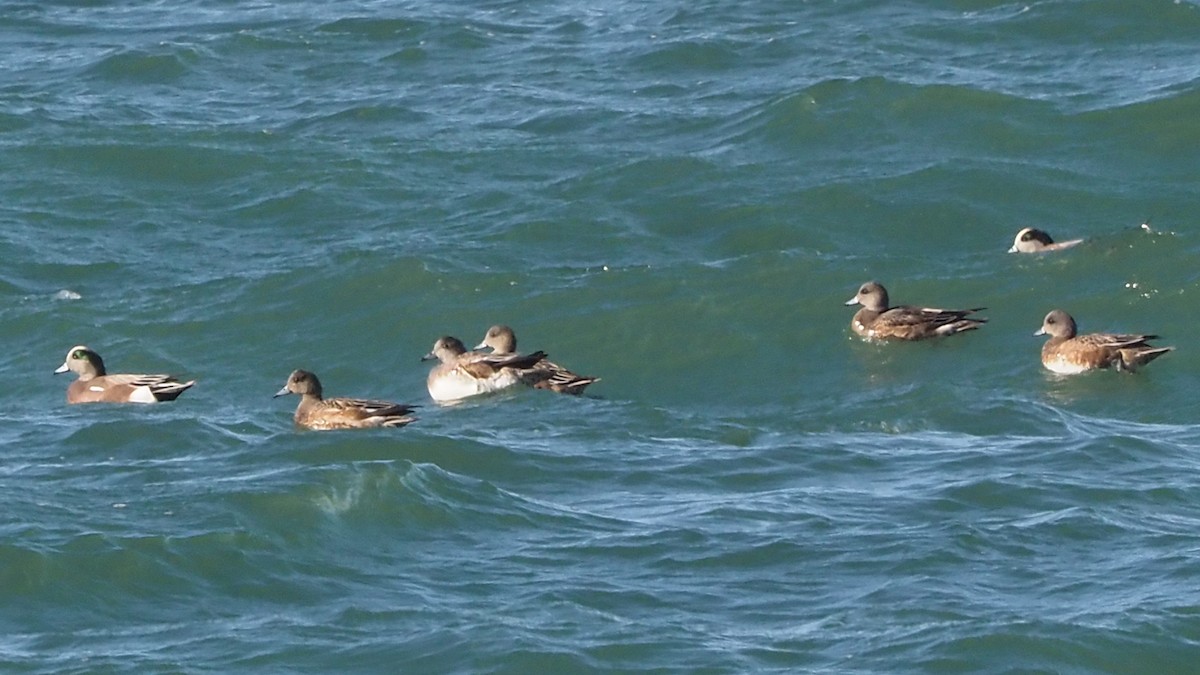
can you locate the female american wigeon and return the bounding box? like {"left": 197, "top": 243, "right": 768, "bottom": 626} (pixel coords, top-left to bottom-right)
{"left": 1008, "top": 227, "right": 1084, "bottom": 253}
{"left": 474, "top": 325, "right": 599, "bottom": 395}
{"left": 54, "top": 345, "right": 195, "bottom": 404}
{"left": 1035, "top": 310, "right": 1172, "bottom": 374}
{"left": 422, "top": 335, "right": 547, "bottom": 404}
{"left": 844, "top": 282, "right": 987, "bottom": 341}
{"left": 273, "top": 369, "right": 417, "bottom": 430}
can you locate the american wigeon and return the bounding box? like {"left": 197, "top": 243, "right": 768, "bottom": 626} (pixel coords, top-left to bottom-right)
{"left": 54, "top": 345, "right": 195, "bottom": 404}
{"left": 1009, "top": 227, "right": 1084, "bottom": 253}
{"left": 844, "top": 282, "right": 986, "bottom": 341}
{"left": 422, "top": 336, "right": 547, "bottom": 404}
{"left": 273, "top": 369, "right": 416, "bottom": 429}
{"left": 474, "top": 325, "right": 599, "bottom": 395}
{"left": 1035, "top": 310, "right": 1172, "bottom": 374}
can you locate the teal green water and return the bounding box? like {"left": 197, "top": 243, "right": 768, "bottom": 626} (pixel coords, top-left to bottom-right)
{"left": 3, "top": 1, "right": 1200, "bottom": 672}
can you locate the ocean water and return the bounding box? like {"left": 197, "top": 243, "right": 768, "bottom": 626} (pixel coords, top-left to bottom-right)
{"left": 3, "top": 0, "right": 1200, "bottom": 672}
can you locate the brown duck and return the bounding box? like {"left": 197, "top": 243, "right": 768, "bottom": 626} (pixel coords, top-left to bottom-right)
{"left": 844, "top": 282, "right": 986, "bottom": 341}
{"left": 1035, "top": 310, "right": 1171, "bottom": 374}
{"left": 474, "top": 325, "right": 599, "bottom": 395}
{"left": 274, "top": 369, "right": 416, "bottom": 429}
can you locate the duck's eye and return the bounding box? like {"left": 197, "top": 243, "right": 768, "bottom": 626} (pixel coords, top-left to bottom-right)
{"left": 72, "top": 350, "right": 87, "bottom": 360}
{"left": 860, "top": 286, "right": 869, "bottom": 294}
{"left": 1046, "top": 317, "right": 1056, "bottom": 325}
{"left": 1022, "top": 231, "right": 1034, "bottom": 241}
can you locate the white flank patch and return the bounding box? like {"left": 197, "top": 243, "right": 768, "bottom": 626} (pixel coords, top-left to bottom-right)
{"left": 428, "top": 368, "right": 524, "bottom": 403}
{"left": 1044, "top": 358, "right": 1090, "bottom": 375}
{"left": 427, "top": 374, "right": 483, "bottom": 404}
{"left": 128, "top": 387, "right": 159, "bottom": 403}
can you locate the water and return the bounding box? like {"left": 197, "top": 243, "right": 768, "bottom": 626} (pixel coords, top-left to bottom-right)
{"left": 3, "top": 0, "right": 1200, "bottom": 672}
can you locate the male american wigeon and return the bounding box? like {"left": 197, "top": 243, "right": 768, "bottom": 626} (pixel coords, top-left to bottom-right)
{"left": 1035, "top": 309, "right": 1172, "bottom": 374}
{"left": 474, "top": 325, "right": 599, "bottom": 395}
{"left": 844, "top": 282, "right": 986, "bottom": 341}
{"left": 273, "top": 369, "right": 417, "bottom": 430}
{"left": 422, "top": 335, "right": 547, "bottom": 404}
{"left": 54, "top": 345, "right": 195, "bottom": 404}
{"left": 1008, "top": 227, "right": 1084, "bottom": 253}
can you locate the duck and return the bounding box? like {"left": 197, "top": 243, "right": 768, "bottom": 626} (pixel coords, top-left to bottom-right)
{"left": 422, "top": 336, "right": 547, "bottom": 404}
{"left": 474, "top": 325, "right": 599, "bottom": 395}
{"left": 1008, "top": 227, "right": 1084, "bottom": 253}
{"left": 273, "top": 369, "right": 416, "bottom": 429}
{"left": 844, "top": 282, "right": 986, "bottom": 341}
{"left": 54, "top": 345, "right": 195, "bottom": 404}
{"left": 1035, "top": 309, "right": 1172, "bottom": 374}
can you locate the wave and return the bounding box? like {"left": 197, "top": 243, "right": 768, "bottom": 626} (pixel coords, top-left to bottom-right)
{"left": 84, "top": 48, "right": 198, "bottom": 85}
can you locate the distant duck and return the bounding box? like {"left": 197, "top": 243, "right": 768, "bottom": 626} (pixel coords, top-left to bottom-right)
{"left": 844, "top": 281, "right": 986, "bottom": 341}
{"left": 54, "top": 345, "right": 195, "bottom": 404}
{"left": 422, "top": 336, "right": 548, "bottom": 404}
{"left": 273, "top": 369, "right": 416, "bottom": 429}
{"left": 1035, "top": 310, "right": 1172, "bottom": 374}
{"left": 1008, "top": 227, "right": 1084, "bottom": 253}
{"left": 474, "top": 325, "right": 599, "bottom": 395}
